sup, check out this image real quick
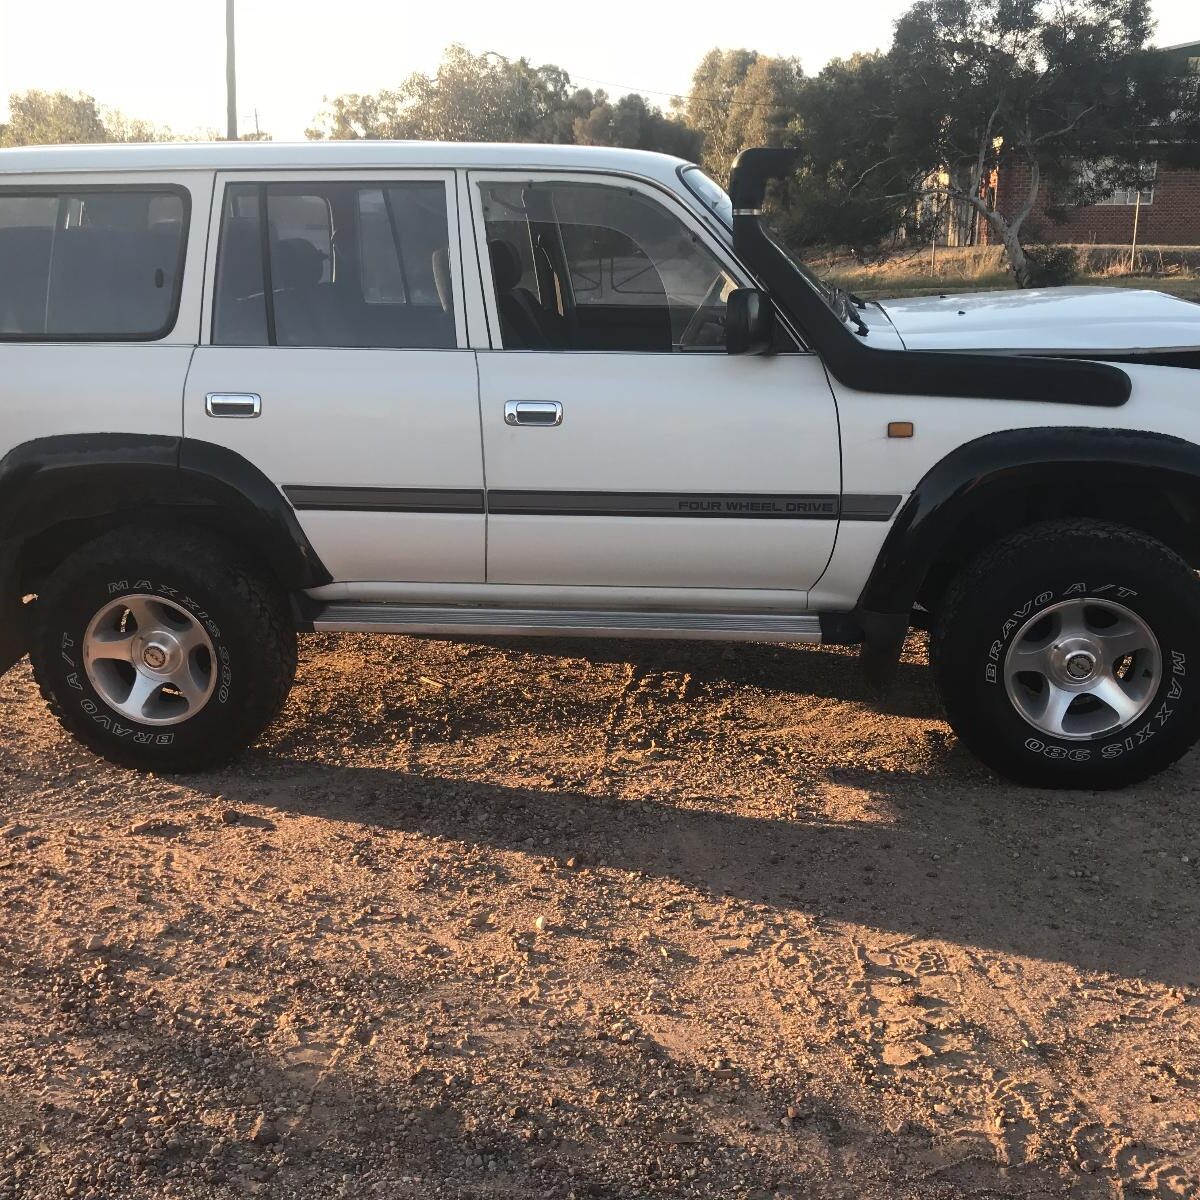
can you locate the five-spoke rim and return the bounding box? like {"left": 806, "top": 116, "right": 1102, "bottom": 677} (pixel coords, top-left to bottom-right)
{"left": 83, "top": 594, "right": 217, "bottom": 727}
{"left": 1003, "top": 597, "right": 1160, "bottom": 741}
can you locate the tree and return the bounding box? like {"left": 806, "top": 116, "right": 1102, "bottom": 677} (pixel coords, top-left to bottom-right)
{"left": 797, "top": 0, "right": 1200, "bottom": 286}
{"left": 307, "top": 44, "right": 587, "bottom": 143}
{"left": 0, "top": 90, "right": 108, "bottom": 146}
{"left": 0, "top": 89, "right": 184, "bottom": 146}
{"left": 573, "top": 91, "right": 701, "bottom": 158}
{"left": 783, "top": 53, "right": 910, "bottom": 249}
{"left": 682, "top": 50, "right": 803, "bottom": 180}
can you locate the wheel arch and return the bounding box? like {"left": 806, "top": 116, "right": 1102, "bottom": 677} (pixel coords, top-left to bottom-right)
{"left": 856, "top": 427, "right": 1200, "bottom": 675}
{"left": 0, "top": 434, "right": 330, "bottom": 673}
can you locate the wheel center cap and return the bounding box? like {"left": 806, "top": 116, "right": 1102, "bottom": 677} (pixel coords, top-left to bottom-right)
{"left": 142, "top": 643, "right": 170, "bottom": 671}
{"left": 1064, "top": 650, "right": 1097, "bottom": 681}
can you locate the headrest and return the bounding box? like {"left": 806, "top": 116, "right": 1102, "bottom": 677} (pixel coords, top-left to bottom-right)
{"left": 488, "top": 239, "right": 524, "bottom": 293}
{"left": 272, "top": 237, "right": 326, "bottom": 289}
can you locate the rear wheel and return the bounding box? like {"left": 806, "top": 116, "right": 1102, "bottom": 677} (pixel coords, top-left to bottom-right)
{"left": 931, "top": 519, "right": 1200, "bottom": 788}
{"left": 30, "top": 526, "right": 297, "bottom": 771}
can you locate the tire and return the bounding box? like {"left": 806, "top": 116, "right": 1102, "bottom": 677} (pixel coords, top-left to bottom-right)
{"left": 30, "top": 525, "right": 297, "bottom": 772}
{"left": 931, "top": 519, "right": 1200, "bottom": 789}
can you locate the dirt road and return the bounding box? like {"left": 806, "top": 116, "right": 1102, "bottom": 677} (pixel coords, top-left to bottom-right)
{"left": 0, "top": 632, "right": 1197, "bottom": 1199}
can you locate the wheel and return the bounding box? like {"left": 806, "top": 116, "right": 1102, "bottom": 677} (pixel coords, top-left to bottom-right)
{"left": 931, "top": 519, "right": 1200, "bottom": 789}
{"left": 30, "top": 526, "right": 297, "bottom": 771}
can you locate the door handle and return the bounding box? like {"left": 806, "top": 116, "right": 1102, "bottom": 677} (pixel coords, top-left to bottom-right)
{"left": 206, "top": 392, "right": 261, "bottom": 418}
{"left": 504, "top": 400, "right": 562, "bottom": 427}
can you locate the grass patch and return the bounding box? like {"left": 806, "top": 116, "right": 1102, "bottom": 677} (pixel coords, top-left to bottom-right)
{"left": 815, "top": 243, "right": 1200, "bottom": 301}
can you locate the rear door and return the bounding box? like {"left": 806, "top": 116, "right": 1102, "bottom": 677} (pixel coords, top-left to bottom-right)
{"left": 0, "top": 173, "right": 204, "bottom": 673}
{"left": 183, "top": 170, "right": 484, "bottom": 585}
{"left": 467, "top": 171, "right": 842, "bottom": 593}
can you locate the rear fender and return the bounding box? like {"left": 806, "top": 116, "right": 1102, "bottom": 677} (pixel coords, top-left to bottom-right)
{"left": 0, "top": 433, "right": 331, "bottom": 677}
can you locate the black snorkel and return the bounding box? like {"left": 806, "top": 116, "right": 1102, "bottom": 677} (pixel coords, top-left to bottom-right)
{"left": 726, "top": 147, "right": 1131, "bottom": 407}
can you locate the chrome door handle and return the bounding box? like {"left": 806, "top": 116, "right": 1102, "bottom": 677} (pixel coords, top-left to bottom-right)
{"left": 504, "top": 400, "right": 562, "bottom": 427}
{"left": 206, "top": 392, "right": 261, "bottom": 418}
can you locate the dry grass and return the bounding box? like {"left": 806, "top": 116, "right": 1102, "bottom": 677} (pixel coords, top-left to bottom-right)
{"left": 817, "top": 242, "right": 1200, "bottom": 300}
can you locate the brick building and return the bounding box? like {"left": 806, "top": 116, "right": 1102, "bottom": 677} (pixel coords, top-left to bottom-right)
{"left": 983, "top": 39, "right": 1200, "bottom": 247}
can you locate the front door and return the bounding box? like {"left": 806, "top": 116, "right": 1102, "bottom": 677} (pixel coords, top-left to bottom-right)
{"left": 183, "top": 170, "right": 484, "bottom": 585}
{"left": 468, "top": 171, "right": 841, "bottom": 593}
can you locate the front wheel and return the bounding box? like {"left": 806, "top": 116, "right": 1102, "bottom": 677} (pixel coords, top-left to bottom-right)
{"left": 931, "top": 519, "right": 1200, "bottom": 789}
{"left": 30, "top": 526, "right": 297, "bottom": 771}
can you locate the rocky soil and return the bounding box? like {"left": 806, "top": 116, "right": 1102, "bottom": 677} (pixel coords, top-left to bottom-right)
{"left": 0, "top": 632, "right": 1197, "bottom": 1199}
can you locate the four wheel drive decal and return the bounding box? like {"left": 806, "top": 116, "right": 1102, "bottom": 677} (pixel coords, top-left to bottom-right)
{"left": 283, "top": 486, "right": 902, "bottom": 521}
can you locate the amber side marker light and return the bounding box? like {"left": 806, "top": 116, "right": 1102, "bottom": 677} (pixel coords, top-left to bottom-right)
{"left": 888, "top": 421, "right": 914, "bottom": 438}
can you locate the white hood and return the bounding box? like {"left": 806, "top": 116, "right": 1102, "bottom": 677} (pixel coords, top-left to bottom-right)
{"left": 874, "top": 286, "right": 1200, "bottom": 354}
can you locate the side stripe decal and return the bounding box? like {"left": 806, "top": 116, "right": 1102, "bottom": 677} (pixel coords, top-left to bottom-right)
{"left": 284, "top": 487, "right": 901, "bottom": 521}
{"left": 284, "top": 486, "right": 485, "bottom": 514}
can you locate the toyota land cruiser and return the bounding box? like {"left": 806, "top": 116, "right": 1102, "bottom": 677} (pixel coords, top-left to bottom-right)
{"left": 2, "top": 140, "right": 1199, "bottom": 789}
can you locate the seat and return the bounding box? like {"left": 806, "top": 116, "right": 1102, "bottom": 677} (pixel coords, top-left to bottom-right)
{"left": 271, "top": 237, "right": 350, "bottom": 346}
{"left": 488, "top": 239, "right": 562, "bottom": 349}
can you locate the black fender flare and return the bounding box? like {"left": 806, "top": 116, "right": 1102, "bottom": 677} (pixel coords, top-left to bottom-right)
{"left": 0, "top": 433, "right": 331, "bottom": 673}
{"left": 855, "top": 426, "right": 1200, "bottom": 678}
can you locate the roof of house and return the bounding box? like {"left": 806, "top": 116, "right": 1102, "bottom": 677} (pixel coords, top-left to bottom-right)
{"left": 0, "top": 140, "right": 695, "bottom": 187}
{"left": 1160, "top": 39, "right": 1200, "bottom": 57}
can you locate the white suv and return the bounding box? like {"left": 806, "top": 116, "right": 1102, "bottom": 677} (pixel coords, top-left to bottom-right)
{"left": 2, "top": 140, "right": 1200, "bottom": 788}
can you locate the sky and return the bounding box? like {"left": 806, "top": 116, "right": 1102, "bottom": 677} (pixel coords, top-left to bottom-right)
{"left": 1, "top": 0, "right": 1197, "bottom": 140}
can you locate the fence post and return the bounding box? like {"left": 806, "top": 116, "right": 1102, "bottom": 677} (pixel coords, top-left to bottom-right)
{"left": 1129, "top": 190, "right": 1142, "bottom": 274}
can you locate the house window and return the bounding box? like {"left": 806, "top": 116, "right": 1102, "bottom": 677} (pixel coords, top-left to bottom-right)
{"left": 1081, "top": 160, "right": 1157, "bottom": 206}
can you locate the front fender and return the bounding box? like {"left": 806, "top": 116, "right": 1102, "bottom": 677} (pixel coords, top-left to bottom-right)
{"left": 855, "top": 426, "right": 1200, "bottom": 676}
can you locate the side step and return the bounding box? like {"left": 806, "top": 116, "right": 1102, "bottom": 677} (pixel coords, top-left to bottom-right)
{"left": 309, "top": 603, "right": 824, "bottom": 644}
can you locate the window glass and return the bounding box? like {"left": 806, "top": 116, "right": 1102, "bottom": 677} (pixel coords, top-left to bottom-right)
{"left": 479, "top": 180, "right": 736, "bottom": 352}
{"left": 212, "top": 179, "right": 455, "bottom": 349}
{"left": 0, "top": 188, "right": 187, "bottom": 339}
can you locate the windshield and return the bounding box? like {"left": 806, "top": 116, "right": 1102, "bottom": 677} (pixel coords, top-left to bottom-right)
{"left": 679, "top": 166, "right": 733, "bottom": 229}
{"left": 759, "top": 206, "right": 871, "bottom": 335}
{"left": 679, "top": 165, "right": 868, "bottom": 335}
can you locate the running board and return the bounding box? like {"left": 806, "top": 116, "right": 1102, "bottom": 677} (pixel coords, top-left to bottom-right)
{"left": 309, "top": 603, "right": 823, "bottom": 643}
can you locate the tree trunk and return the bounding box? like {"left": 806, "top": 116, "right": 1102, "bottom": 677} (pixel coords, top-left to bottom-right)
{"left": 984, "top": 210, "right": 1034, "bottom": 288}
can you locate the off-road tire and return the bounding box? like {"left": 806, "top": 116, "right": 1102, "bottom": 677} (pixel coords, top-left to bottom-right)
{"left": 931, "top": 519, "right": 1200, "bottom": 789}
{"left": 30, "top": 526, "right": 297, "bottom": 771}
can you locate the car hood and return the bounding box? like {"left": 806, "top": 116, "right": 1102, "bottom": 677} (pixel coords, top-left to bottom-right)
{"left": 873, "top": 286, "right": 1200, "bottom": 353}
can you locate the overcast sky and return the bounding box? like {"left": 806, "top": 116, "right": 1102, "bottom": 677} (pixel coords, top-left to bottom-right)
{"left": 1, "top": 0, "right": 1197, "bottom": 139}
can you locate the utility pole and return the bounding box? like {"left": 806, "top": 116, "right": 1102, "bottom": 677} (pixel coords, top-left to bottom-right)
{"left": 225, "top": 0, "right": 238, "bottom": 141}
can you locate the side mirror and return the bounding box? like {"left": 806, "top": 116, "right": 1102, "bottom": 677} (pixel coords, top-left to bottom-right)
{"left": 726, "top": 287, "right": 776, "bottom": 356}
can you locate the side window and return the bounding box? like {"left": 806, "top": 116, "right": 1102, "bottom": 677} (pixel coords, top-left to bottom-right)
{"left": 478, "top": 180, "right": 736, "bottom": 352}
{"left": 212, "top": 179, "right": 456, "bottom": 349}
{"left": 0, "top": 188, "right": 187, "bottom": 340}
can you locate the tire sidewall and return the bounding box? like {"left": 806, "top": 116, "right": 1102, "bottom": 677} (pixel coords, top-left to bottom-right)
{"left": 940, "top": 560, "right": 1200, "bottom": 785}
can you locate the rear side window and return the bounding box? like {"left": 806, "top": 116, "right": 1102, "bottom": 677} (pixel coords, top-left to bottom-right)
{"left": 0, "top": 188, "right": 188, "bottom": 340}
{"left": 212, "top": 179, "right": 456, "bottom": 349}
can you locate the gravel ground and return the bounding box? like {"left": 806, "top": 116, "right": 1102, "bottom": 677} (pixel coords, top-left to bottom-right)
{"left": 0, "top": 632, "right": 1197, "bottom": 1199}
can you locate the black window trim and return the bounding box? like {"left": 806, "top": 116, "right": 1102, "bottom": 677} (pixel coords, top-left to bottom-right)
{"left": 0, "top": 182, "right": 191, "bottom": 343}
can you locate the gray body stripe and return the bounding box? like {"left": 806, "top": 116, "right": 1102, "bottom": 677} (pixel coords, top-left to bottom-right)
{"left": 284, "top": 487, "right": 901, "bottom": 521}
{"left": 490, "top": 491, "right": 843, "bottom": 518}
{"left": 840, "top": 493, "right": 903, "bottom": 521}
{"left": 284, "top": 486, "right": 485, "bottom": 514}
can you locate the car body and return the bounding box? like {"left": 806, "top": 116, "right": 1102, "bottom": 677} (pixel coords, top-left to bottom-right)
{"left": 1, "top": 140, "right": 1199, "bottom": 787}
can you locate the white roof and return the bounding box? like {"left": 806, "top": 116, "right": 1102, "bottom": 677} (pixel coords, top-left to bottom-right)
{"left": 0, "top": 140, "right": 694, "bottom": 186}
